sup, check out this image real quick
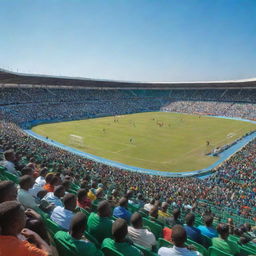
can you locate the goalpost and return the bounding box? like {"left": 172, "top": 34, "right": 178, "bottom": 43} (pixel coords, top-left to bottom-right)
{"left": 69, "top": 134, "right": 84, "bottom": 147}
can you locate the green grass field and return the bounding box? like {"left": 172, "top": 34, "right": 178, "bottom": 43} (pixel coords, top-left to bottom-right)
{"left": 32, "top": 112, "right": 255, "bottom": 172}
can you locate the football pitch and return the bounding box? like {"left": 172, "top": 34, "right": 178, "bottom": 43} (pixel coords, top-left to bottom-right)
{"left": 32, "top": 112, "right": 256, "bottom": 172}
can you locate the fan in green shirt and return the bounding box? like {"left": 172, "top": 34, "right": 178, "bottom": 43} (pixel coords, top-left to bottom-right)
{"left": 87, "top": 200, "right": 113, "bottom": 243}
{"left": 102, "top": 218, "right": 143, "bottom": 256}
{"left": 54, "top": 212, "right": 103, "bottom": 256}
{"left": 212, "top": 223, "right": 240, "bottom": 256}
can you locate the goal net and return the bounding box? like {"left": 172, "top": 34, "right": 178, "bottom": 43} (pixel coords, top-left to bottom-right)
{"left": 69, "top": 134, "right": 84, "bottom": 147}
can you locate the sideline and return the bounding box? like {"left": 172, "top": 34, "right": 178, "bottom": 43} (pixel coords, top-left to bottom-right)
{"left": 24, "top": 113, "right": 256, "bottom": 178}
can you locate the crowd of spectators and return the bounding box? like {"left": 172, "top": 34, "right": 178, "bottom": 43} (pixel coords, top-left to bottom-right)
{"left": 0, "top": 167, "right": 255, "bottom": 255}
{"left": 162, "top": 101, "right": 256, "bottom": 120}
{"left": 1, "top": 87, "right": 256, "bottom": 215}
{"left": 0, "top": 86, "right": 256, "bottom": 255}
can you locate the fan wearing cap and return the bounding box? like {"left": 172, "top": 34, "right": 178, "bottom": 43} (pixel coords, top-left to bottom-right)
{"left": 87, "top": 181, "right": 97, "bottom": 201}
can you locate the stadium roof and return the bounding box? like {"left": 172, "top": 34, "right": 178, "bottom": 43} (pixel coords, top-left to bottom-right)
{"left": 0, "top": 68, "right": 256, "bottom": 89}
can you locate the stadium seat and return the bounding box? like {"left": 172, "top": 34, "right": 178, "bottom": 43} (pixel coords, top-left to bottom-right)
{"left": 143, "top": 217, "right": 163, "bottom": 239}
{"left": 228, "top": 235, "right": 240, "bottom": 243}
{"left": 45, "top": 218, "right": 64, "bottom": 238}
{"left": 54, "top": 236, "right": 78, "bottom": 256}
{"left": 239, "top": 246, "right": 256, "bottom": 256}
{"left": 67, "top": 188, "right": 78, "bottom": 194}
{"left": 134, "top": 243, "right": 158, "bottom": 256}
{"left": 84, "top": 231, "right": 101, "bottom": 248}
{"left": 112, "top": 216, "right": 118, "bottom": 221}
{"left": 0, "top": 170, "right": 6, "bottom": 181}
{"left": 77, "top": 207, "right": 90, "bottom": 218}
{"left": 201, "top": 234, "right": 212, "bottom": 248}
{"left": 208, "top": 246, "right": 233, "bottom": 256}
{"left": 91, "top": 201, "right": 98, "bottom": 212}
{"left": 242, "top": 243, "right": 256, "bottom": 253}
{"left": 128, "top": 203, "right": 140, "bottom": 213}
{"left": 186, "top": 239, "right": 208, "bottom": 256}
{"left": 70, "top": 183, "right": 80, "bottom": 191}
{"left": 138, "top": 209, "right": 148, "bottom": 218}
{"left": 101, "top": 247, "right": 124, "bottom": 256}
{"left": 3, "top": 171, "right": 19, "bottom": 184}
{"left": 158, "top": 238, "right": 173, "bottom": 248}
{"left": 35, "top": 208, "right": 49, "bottom": 223}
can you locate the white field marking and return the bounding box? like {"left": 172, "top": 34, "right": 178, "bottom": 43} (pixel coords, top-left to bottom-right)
{"left": 110, "top": 151, "right": 164, "bottom": 164}
{"left": 111, "top": 126, "right": 246, "bottom": 165}
{"left": 162, "top": 127, "right": 245, "bottom": 164}
{"left": 227, "top": 133, "right": 236, "bottom": 138}
{"left": 81, "top": 133, "right": 137, "bottom": 148}
{"left": 72, "top": 124, "right": 250, "bottom": 166}
{"left": 114, "top": 147, "right": 134, "bottom": 153}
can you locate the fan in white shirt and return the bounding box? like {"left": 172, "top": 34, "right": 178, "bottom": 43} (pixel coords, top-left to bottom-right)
{"left": 35, "top": 167, "right": 48, "bottom": 186}
{"left": 144, "top": 198, "right": 156, "bottom": 212}
{"left": 158, "top": 225, "right": 202, "bottom": 256}
{"left": 42, "top": 185, "right": 65, "bottom": 208}
{"left": 17, "top": 175, "right": 39, "bottom": 211}
{"left": 128, "top": 212, "right": 156, "bottom": 250}
{"left": 50, "top": 193, "right": 76, "bottom": 230}
{"left": 0, "top": 150, "right": 19, "bottom": 176}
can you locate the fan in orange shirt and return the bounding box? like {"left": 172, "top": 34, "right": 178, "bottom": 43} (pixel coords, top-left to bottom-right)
{"left": 0, "top": 201, "right": 52, "bottom": 256}
{"left": 43, "top": 175, "right": 59, "bottom": 193}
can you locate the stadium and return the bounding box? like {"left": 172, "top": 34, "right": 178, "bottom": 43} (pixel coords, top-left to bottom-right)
{"left": 0, "top": 68, "right": 256, "bottom": 256}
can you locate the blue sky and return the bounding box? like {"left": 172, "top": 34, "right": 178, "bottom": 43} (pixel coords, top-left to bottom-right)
{"left": 0, "top": 0, "right": 256, "bottom": 82}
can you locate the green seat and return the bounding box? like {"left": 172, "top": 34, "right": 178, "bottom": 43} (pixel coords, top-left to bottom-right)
{"left": 35, "top": 208, "right": 49, "bottom": 223}
{"left": 70, "top": 183, "right": 80, "bottom": 191}
{"left": 101, "top": 247, "right": 124, "bottom": 256}
{"left": 54, "top": 236, "right": 78, "bottom": 256}
{"left": 195, "top": 220, "right": 202, "bottom": 226}
{"left": 228, "top": 235, "right": 240, "bottom": 243}
{"left": 138, "top": 209, "right": 148, "bottom": 218}
{"left": 208, "top": 246, "right": 233, "bottom": 256}
{"left": 92, "top": 201, "right": 98, "bottom": 212}
{"left": 67, "top": 189, "right": 78, "bottom": 195}
{"left": 3, "top": 171, "right": 19, "bottom": 183}
{"left": 78, "top": 207, "right": 90, "bottom": 218}
{"left": 143, "top": 217, "right": 162, "bottom": 239}
{"left": 46, "top": 218, "right": 63, "bottom": 238}
{"left": 243, "top": 243, "right": 256, "bottom": 253}
{"left": 128, "top": 203, "right": 140, "bottom": 213}
{"left": 0, "top": 166, "right": 7, "bottom": 172}
{"left": 0, "top": 172, "right": 6, "bottom": 180}
{"left": 158, "top": 238, "right": 173, "bottom": 248}
{"left": 239, "top": 245, "right": 256, "bottom": 256}
{"left": 112, "top": 216, "right": 118, "bottom": 221}
{"left": 84, "top": 231, "right": 101, "bottom": 248}
{"left": 201, "top": 234, "right": 212, "bottom": 248}
{"left": 186, "top": 239, "right": 208, "bottom": 256}
{"left": 134, "top": 243, "right": 158, "bottom": 256}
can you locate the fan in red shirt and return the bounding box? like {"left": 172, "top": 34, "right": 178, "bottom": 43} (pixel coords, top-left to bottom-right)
{"left": 77, "top": 188, "right": 92, "bottom": 210}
